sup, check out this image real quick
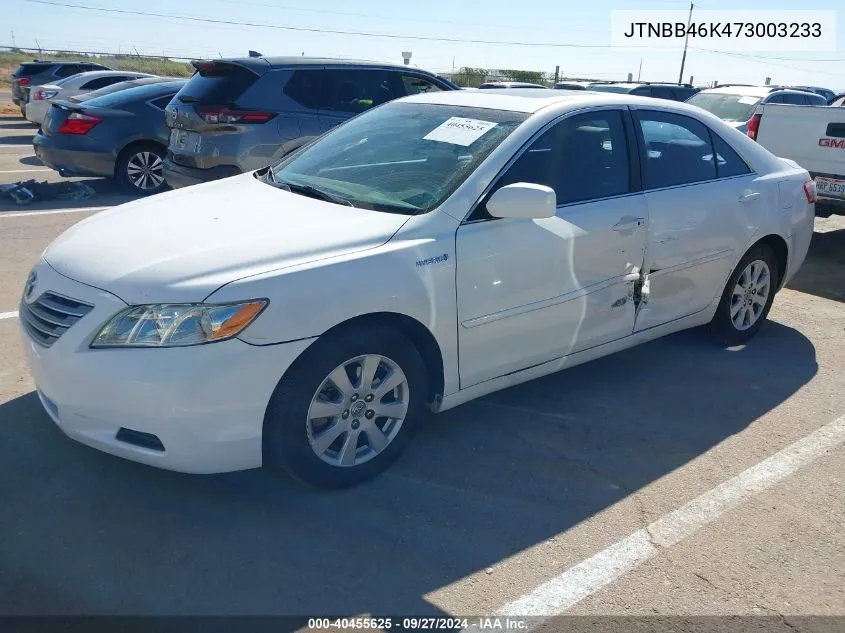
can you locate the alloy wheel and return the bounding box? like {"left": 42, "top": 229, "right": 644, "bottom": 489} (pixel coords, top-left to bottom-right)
{"left": 126, "top": 151, "right": 164, "bottom": 191}
{"left": 306, "top": 354, "right": 409, "bottom": 468}
{"left": 730, "top": 259, "right": 771, "bottom": 331}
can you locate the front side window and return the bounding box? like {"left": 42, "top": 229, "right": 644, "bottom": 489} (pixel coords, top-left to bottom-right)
{"left": 487, "top": 110, "right": 631, "bottom": 211}
{"left": 637, "top": 111, "right": 717, "bottom": 189}
{"left": 321, "top": 69, "right": 404, "bottom": 113}
{"left": 779, "top": 92, "right": 807, "bottom": 105}
{"left": 650, "top": 86, "right": 677, "bottom": 100}
{"left": 270, "top": 102, "right": 527, "bottom": 214}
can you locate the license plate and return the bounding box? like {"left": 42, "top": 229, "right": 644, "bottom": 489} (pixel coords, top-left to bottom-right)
{"left": 815, "top": 176, "right": 845, "bottom": 199}
{"left": 169, "top": 129, "right": 200, "bottom": 152}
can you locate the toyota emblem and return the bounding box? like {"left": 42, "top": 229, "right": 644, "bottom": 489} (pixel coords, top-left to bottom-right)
{"left": 24, "top": 270, "right": 37, "bottom": 302}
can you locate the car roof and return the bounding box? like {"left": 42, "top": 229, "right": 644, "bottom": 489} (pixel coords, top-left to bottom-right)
{"left": 208, "top": 56, "right": 417, "bottom": 72}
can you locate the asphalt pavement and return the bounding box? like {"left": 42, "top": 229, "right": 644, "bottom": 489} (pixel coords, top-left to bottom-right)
{"left": 0, "top": 101, "right": 843, "bottom": 631}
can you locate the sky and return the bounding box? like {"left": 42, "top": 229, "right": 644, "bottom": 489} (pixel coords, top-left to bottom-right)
{"left": 5, "top": 0, "right": 845, "bottom": 90}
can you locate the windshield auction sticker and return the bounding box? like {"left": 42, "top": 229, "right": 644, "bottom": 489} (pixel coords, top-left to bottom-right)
{"left": 610, "top": 10, "right": 836, "bottom": 52}
{"left": 424, "top": 117, "right": 498, "bottom": 146}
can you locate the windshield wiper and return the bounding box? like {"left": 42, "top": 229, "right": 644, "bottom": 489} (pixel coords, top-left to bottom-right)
{"left": 270, "top": 177, "right": 355, "bottom": 207}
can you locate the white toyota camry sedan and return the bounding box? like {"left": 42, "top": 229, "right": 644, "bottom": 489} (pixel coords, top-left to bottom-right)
{"left": 19, "top": 89, "right": 815, "bottom": 488}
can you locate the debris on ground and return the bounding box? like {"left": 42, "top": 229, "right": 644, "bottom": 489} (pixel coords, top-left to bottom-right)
{"left": 0, "top": 180, "right": 96, "bottom": 206}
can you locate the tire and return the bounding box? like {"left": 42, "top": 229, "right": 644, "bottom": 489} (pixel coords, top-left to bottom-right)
{"left": 263, "top": 326, "right": 428, "bottom": 489}
{"left": 710, "top": 244, "right": 779, "bottom": 346}
{"left": 20, "top": 106, "right": 26, "bottom": 118}
{"left": 116, "top": 143, "right": 168, "bottom": 195}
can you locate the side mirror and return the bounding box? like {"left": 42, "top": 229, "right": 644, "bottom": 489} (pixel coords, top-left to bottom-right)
{"left": 486, "top": 183, "right": 557, "bottom": 219}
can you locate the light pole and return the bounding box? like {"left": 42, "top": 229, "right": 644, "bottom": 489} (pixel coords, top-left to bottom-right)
{"left": 678, "top": 2, "right": 693, "bottom": 84}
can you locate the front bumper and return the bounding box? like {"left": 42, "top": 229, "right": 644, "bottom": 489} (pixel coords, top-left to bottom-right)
{"left": 20, "top": 261, "right": 314, "bottom": 474}
{"left": 162, "top": 155, "right": 240, "bottom": 189}
{"left": 33, "top": 133, "right": 114, "bottom": 178}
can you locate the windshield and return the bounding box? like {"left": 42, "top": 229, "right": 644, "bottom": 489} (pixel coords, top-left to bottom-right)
{"left": 686, "top": 92, "right": 761, "bottom": 122}
{"left": 269, "top": 102, "right": 528, "bottom": 214}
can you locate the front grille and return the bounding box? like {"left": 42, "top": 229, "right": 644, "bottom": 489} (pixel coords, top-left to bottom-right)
{"left": 20, "top": 291, "right": 94, "bottom": 347}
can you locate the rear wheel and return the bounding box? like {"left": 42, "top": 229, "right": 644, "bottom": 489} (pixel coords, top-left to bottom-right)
{"left": 117, "top": 143, "right": 167, "bottom": 195}
{"left": 710, "top": 244, "right": 779, "bottom": 345}
{"left": 263, "top": 326, "right": 428, "bottom": 489}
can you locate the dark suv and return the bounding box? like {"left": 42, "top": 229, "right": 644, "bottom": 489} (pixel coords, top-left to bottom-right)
{"left": 163, "top": 57, "right": 459, "bottom": 188}
{"left": 586, "top": 82, "right": 700, "bottom": 101}
{"left": 11, "top": 60, "right": 111, "bottom": 115}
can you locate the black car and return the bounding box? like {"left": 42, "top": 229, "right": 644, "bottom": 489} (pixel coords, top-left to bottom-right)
{"left": 586, "top": 82, "right": 700, "bottom": 101}
{"left": 162, "top": 57, "right": 460, "bottom": 189}
{"left": 10, "top": 60, "right": 111, "bottom": 115}
{"left": 33, "top": 80, "right": 186, "bottom": 195}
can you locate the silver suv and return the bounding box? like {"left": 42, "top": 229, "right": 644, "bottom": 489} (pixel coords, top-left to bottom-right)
{"left": 163, "top": 57, "right": 458, "bottom": 188}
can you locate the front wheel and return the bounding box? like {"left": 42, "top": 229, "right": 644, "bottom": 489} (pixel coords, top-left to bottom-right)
{"left": 710, "top": 244, "right": 779, "bottom": 346}
{"left": 117, "top": 144, "right": 167, "bottom": 195}
{"left": 263, "top": 327, "right": 428, "bottom": 489}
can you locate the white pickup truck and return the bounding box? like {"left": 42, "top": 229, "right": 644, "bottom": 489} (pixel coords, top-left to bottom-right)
{"left": 750, "top": 103, "right": 845, "bottom": 216}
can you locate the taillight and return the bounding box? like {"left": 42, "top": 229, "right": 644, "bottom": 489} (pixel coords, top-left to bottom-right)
{"left": 746, "top": 113, "right": 762, "bottom": 141}
{"left": 32, "top": 89, "right": 57, "bottom": 101}
{"left": 58, "top": 112, "right": 101, "bottom": 135}
{"left": 194, "top": 105, "right": 276, "bottom": 124}
{"left": 803, "top": 179, "right": 817, "bottom": 204}
{"left": 16, "top": 77, "right": 31, "bottom": 86}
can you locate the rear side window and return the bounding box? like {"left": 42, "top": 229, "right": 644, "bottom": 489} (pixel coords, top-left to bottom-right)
{"left": 81, "top": 76, "right": 129, "bottom": 90}
{"left": 85, "top": 84, "right": 180, "bottom": 108}
{"left": 14, "top": 63, "right": 53, "bottom": 78}
{"left": 650, "top": 86, "right": 677, "bottom": 100}
{"left": 55, "top": 64, "right": 85, "bottom": 78}
{"left": 779, "top": 92, "right": 808, "bottom": 105}
{"left": 283, "top": 69, "right": 326, "bottom": 109}
{"left": 176, "top": 63, "right": 259, "bottom": 105}
{"left": 631, "top": 86, "right": 652, "bottom": 97}
{"left": 709, "top": 133, "right": 752, "bottom": 178}
{"left": 636, "top": 111, "right": 717, "bottom": 189}
{"left": 804, "top": 93, "right": 827, "bottom": 106}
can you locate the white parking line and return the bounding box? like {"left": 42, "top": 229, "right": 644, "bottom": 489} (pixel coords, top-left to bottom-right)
{"left": 0, "top": 206, "right": 108, "bottom": 219}
{"left": 0, "top": 169, "right": 50, "bottom": 174}
{"left": 0, "top": 311, "right": 18, "bottom": 320}
{"left": 0, "top": 144, "right": 35, "bottom": 149}
{"left": 468, "top": 414, "right": 845, "bottom": 628}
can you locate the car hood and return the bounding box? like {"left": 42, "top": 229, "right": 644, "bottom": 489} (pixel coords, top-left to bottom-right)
{"left": 44, "top": 173, "right": 411, "bottom": 304}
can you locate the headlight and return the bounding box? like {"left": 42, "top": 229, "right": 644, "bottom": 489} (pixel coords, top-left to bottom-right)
{"left": 91, "top": 300, "right": 267, "bottom": 348}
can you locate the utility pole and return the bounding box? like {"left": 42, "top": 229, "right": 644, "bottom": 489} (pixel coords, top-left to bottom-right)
{"left": 11, "top": 30, "right": 15, "bottom": 48}
{"left": 678, "top": 1, "right": 693, "bottom": 84}
{"left": 637, "top": 58, "right": 643, "bottom": 81}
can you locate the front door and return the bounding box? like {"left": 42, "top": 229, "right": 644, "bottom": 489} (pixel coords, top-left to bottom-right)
{"left": 455, "top": 108, "right": 647, "bottom": 388}
{"left": 631, "top": 109, "right": 763, "bottom": 332}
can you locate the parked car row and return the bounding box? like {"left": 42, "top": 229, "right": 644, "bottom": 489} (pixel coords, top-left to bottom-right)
{"left": 9, "top": 57, "right": 841, "bottom": 208}
{"left": 11, "top": 56, "right": 461, "bottom": 195}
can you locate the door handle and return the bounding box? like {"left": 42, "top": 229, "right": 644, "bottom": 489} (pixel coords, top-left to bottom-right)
{"left": 613, "top": 217, "right": 645, "bottom": 231}
{"left": 738, "top": 191, "right": 761, "bottom": 203}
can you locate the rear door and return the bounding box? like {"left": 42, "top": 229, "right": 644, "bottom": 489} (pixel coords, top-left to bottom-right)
{"left": 631, "top": 109, "right": 762, "bottom": 332}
